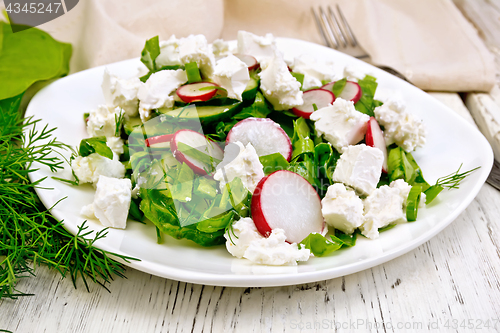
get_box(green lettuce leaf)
[259,153,290,175]
[234,91,272,119]
[291,117,314,159]
[140,35,160,72]
[0,22,72,100]
[140,187,226,246]
[79,136,113,159]
[354,75,378,116]
[300,233,342,257]
[329,78,347,97]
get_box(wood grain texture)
[2,94,499,333]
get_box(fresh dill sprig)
[114,109,125,137]
[435,164,480,190]
[0,94,138,300]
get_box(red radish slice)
[176,82,219,103]
[145,134,174,148]
[170,129,224,175]
[365,117,388,173]
[321,80,362,104]
[234,54,259,71]
[292,89,335,119]
[226,118,292,161]
[251,170,325,244]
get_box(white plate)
[26,38,493,287]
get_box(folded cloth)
[24,0,225,72]
[2,0,495,92]
[222,0,496,92]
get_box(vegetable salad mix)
[69,31,477,265]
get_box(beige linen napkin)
[11,0,225,72]
[1,0,495,91]
[222,0,496,92]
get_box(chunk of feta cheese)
[71,153,125,184]
[211,39,235,59]
[224,217,311,265]
[332,144,384,196]
[102,69,141,117]
[259,51,303,110]
[310,98,370,153]
[374,99,426,152]
[292,54,336,90]
[178,34,216,79]
[86,105,124,138]
[390,178,426,208]
[214,142,265,193]
[343,65,366,82]
[106,136,124,155]
[360,183,408,239]
[155,35,182,68]
[92,175,132,229]
[321,183,364,234]
[237,31,276,62]
[212,54,250,101]
[137,69,187,122]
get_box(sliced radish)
[292,89,335,119]
[234,54,259,71]
[226,118,292,161]
[170,129,224,175]
[321,80,362,104]
[176,82,219,103]
[145,134,174,148]
[365,117,388,173]
[251,170,325,244]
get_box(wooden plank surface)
[2,93,499,333]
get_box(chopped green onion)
[185,62,202,83]
[406,185,422,221]
[312,103,318,111]
[424,185,444,204]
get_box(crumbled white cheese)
[137,69,187,122]
[374,99,426,152]
[310,98,370,153]
[332,144,384,196]
[71,153,125,184]
[292,54,336,90]
[343,65,366,82]
[178,34,216,79]
[102,69,141,117]
[92,175,132,229]
[321,183,364,234]
[86,105,124,138]
[106,136,124,155]
[389,179,412,205]
[390,179,426,208]
[131,184,140,199]
[360,183,407,239]
[212,54,250,101]
[155,35,182,68]
[214,142,265,193]
[211,39,235,59]
[259,50,303,110]
[224,217,311,265]
[80,204,95,219]
[237,31,276,62]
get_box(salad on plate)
[66,31,476,266]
